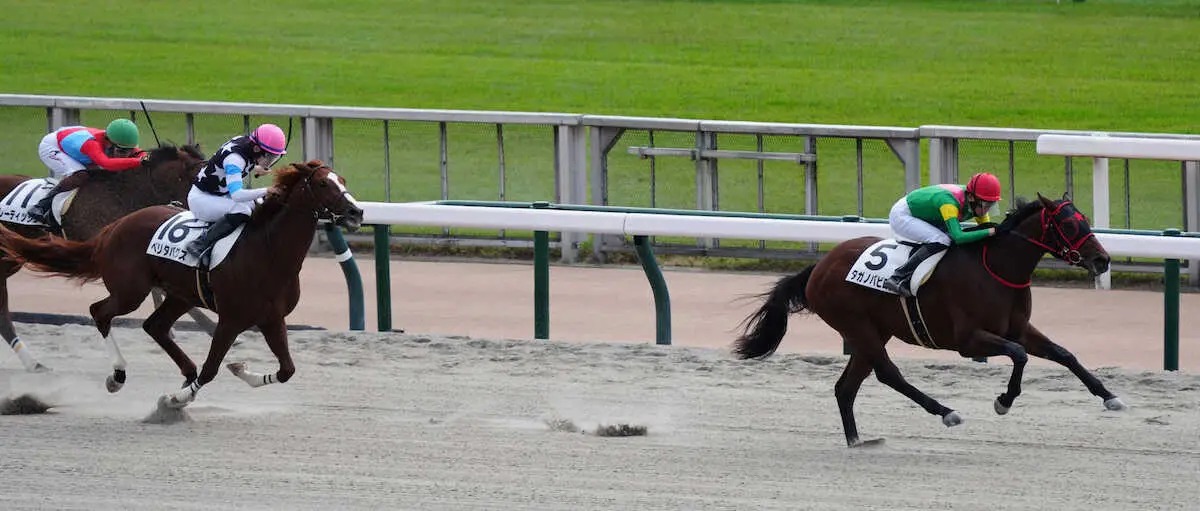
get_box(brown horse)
[0,160,363,408]
[734,194,1125,447]
[0,144,206,372]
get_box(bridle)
[983,200,1096,288]
[275,166,355,225]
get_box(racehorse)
[0,144,206,372]
[0,160,363,408]
[733,194,1126,447]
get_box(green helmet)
[105,118,140,148]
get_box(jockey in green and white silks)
[882,172,1003,296]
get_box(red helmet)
[966,172,1002,202]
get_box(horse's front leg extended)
[227,316,294,388]
[1021,324,1125,411]
[957,329,1028,415]
[165,322,243,408]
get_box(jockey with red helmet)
[184,124,287,260]
[28,118,147,232]
[882,172,1003,296]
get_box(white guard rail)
[361,202,1200,260]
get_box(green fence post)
[324,223,365,331]
[373,225,392,332]
[1164,228,1181,371]
[634,235,672,345]
[533,202,550,340]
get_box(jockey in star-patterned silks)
[183,123,288,259]
[882,172,1003,296]
[29,118,146,232]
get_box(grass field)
[1,0,1198,236]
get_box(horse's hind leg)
[228,316,293,388]
[957,330,1029,415]
[142,295,199,386]
[835,353,875,447]
[90,285,153,393]
[1021,324,1125,411]
[0,261,48,372]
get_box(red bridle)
[983,201,1097,288]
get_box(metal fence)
[1,94,1197,280]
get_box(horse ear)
[1061,191,1071,201]
[1036,192,1054,208]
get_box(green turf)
[1,0,1196,235]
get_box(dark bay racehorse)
[734,194,1126,447]
[0,160,363,408]
[0,145,206,372]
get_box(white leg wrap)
[228,362,274,388]
[103,333,127,372]
[8,336,41,372]
[166,379,201,408]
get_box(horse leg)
[165,321,243,408]
[142,295,199,387]
[89,290,152,393]
[228,316,294,388]
[1021,324,1125,411]
[0,261,48,372]
[956,330,1029,415]
[868,347,962,428]
[834,353,876,447]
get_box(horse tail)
[0,225,104,284]
[733,265,815,360]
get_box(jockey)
[881,172,1003,296]
[183,123,287,260]
[29,119,146,231]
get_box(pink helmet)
[250,124,288,155]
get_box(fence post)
[533,202,550,340]
[1164,229,1181,371]
[374,225,392,332]
[323,224,364,331]
[634,235,671,345]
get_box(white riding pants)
[889,197,951,246]
[38,133,86,179]
[188,185,255,222]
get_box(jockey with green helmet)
[183,123,288,260]
[29,118,147,232]
[881,172,1003,296]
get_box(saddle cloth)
[0,178,77,227]
[146,211,245,269]
[845,239,947,296]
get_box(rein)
[982,200,1096,289]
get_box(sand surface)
[2,322,1198,510]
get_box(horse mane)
[142,143,205,169]
[249,160,327,222]
[996,196,1042,234]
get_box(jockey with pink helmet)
[882,172,1004,296]
[184,123,288,260]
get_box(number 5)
[864,243,899,271]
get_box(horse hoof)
[994,397,1010,415]
[105,375,125,393]
[1104,397,1127,411]
[227,362,245,375]
[162,394,190,410]
[29,363,52,373]
[850,438,886,448]
[942,411,964,427]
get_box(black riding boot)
[28,170,93,233]
[185,213,250,261]
[882,243,949,297]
